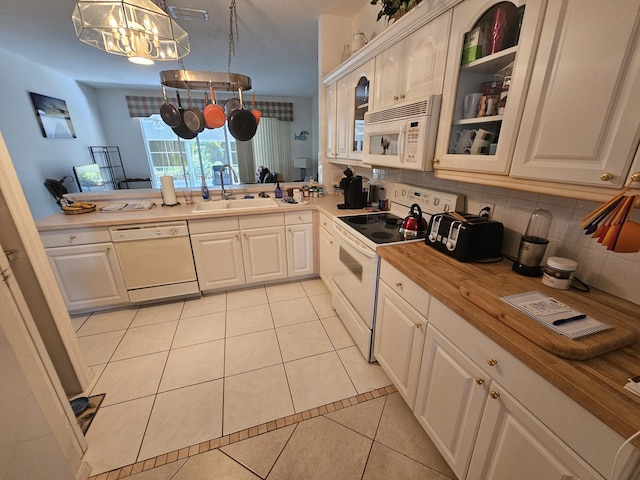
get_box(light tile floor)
[73,278,455,479]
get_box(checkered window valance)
[125,95,294,122]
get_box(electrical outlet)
[480,203,495,218]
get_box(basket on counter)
[61,202,97,215]
[63,206,96,215]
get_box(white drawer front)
[379,260,430,316]
[285,210,313,225]
[40,227,111,247]
[240,213,284,229]
[188,216,239,234]
[318,212,334,233]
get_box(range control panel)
[386,182,465,216]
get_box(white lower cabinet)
[45,242,128,312]
[285,211,314,278]
[414,325,489,479]
[374,280,427,409]
[41,227,128,312]
[468,379,602,480]
[190,230,245,290]
[374,261,430,408]
[241,225,287,283]
[191,213,302,291]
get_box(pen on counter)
[552,314,587,326]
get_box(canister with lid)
[542,257,577,290]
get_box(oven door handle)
[335,226,377,259]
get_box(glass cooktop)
[337,213,427,245]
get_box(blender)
[512,209,552,276]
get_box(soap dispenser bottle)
[201,176,209,200]
[275,182,283,199]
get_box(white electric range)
[331,182,464,362]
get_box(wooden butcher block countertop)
[377,241,640,444]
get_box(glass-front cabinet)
[353,75,369,156]
[325,60,374,162]
[434,0,546,174]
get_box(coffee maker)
[337,168,367,209]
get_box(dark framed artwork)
[29,92,76,138]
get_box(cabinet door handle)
[400,93,406,99]
[631,172,640,183]
[487,358,498,367]
[69,235,76,240]
[393,95,399,101]
[489,391,501,399]
[600,172,615,182]
[395,282,402,288]
[475,377,485,385]
[415,322,422,329]
[106,247,111,253]
[329,241,333,246]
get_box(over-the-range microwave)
[363,95,441,171]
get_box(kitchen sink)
[191,197,280,213]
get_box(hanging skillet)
[227,88,258,142]
[183,88,205,134]
[160,85,181,127]
[171,91,197,140]
[251,92,261,125]
[203,85,226,129]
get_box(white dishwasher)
[110,221,200,303]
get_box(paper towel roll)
[160,176,178,206]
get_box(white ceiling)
[0,0,369,97]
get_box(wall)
[0,48,106,220]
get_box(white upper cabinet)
[326,61,374,162]
[509,0,640,188]
[325,82,337,158]
[373,11,452,111]
[434,0,546,174]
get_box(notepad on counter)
[500,291,612,340]
[100,200,155,212]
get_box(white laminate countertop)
[35,192,351,231]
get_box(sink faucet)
[220,165,239,200]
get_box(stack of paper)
[100,200,155,212]
[500,291,612,340]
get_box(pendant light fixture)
[72,0,190,65]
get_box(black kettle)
[399,204,428,236]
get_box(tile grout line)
[87,385,398,480]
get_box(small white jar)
[293,188,303,203]
[542,257,577,290]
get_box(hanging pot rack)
[160,70,252,92]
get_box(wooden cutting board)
[459,273,636,360]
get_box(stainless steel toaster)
[425,212,504,262]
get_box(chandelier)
[72,0,190,65]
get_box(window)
[140,114,294,186]
[140,115,239,188]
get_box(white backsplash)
[326,164,640,306]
